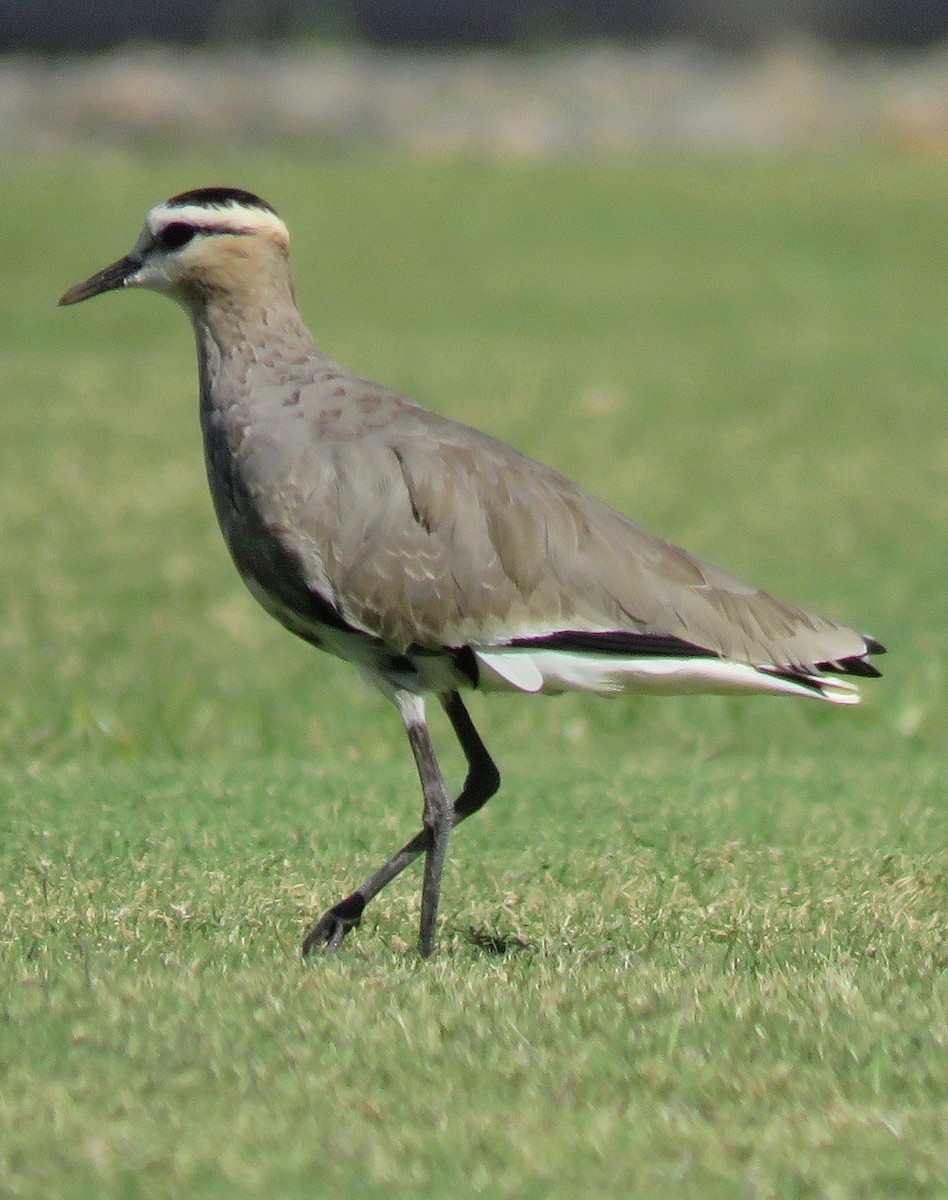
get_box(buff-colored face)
[59,188,290,309]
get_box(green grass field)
[1,152,945,1198]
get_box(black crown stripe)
[165,187,277,215]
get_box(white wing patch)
[474,651,545,693]
[473,648,862,705]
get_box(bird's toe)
[301,892,365,957]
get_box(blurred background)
[1,0,948,153]
[2,0,948,50]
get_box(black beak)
[59,254,140,306]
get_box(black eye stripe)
[155,221,198,251]
[153,221,257,252]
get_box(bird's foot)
[302,892,365,957]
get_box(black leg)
[301,690,501,957]
[442,691,501,818]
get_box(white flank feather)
[474,649,861,704]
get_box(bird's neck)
[192,279,313,348]
[189,289,321,416]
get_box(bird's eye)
[156,222,198,252]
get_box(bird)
[60,186,884,958]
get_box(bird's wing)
[246,379,876,680]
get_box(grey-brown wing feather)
[232,370,869,672]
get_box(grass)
[0,150,945,1198]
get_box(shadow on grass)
[464,926,534,956]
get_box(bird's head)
[59,187,292,313]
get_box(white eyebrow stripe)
[146,202,289,240]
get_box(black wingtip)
[818,638,886,678]
[835,656,883,678]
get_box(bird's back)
[199,336,873,686]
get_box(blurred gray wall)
[1,0,946,51]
